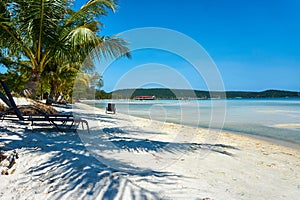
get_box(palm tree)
[41,62,78,103]
[0,0,129,98]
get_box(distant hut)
[134,96,155,100]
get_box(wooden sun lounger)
[0,81,89,133]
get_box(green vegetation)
[0,0,129,102]
[99,88,300,100]
[83,85,300,101]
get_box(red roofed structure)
[134,96,155,100]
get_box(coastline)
[82,99,300,150]
[74,102,300,199]
[0,102,299,199]
[76,102,300,152]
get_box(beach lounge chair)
[0,81,89,133]
[106,103,116,114]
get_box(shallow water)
[85,98,300,148]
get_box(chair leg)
[77,120,90,134]
[68,121,75,130]
[85,121,90,134]
[50,120,62,131]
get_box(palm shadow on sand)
[96,127,238,156]
[0,124,176,199]
[0,119,239,199]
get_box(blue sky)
[77,0,300,92]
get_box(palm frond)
[94,35,131,60]
[68,26,100,47]
[65,0,115,27]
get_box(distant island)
[93,88,300,100]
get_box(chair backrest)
[108,103,115,111]
[0,81,24,120]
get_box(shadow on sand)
[0,118,239,199]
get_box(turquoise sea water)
[85,98,300,148]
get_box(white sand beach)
[1,102,300,199]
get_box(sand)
[0,102,299,200]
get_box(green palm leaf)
[0,0,130,99]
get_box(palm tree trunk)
[46,78,57,105]
[40,83,43,100]
[21,70,41,98]
[46,90,55,105]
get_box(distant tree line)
[93,88,300,100]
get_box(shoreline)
[74,102,300,199]
[80,100,300,151]
[76,102,300,151]
[1,102,299,199]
